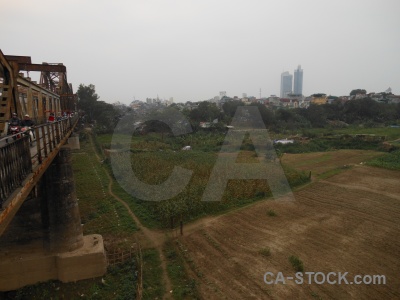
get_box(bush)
[289,255,304,272]
[259,247,271,257]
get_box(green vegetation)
[267,209,277,217]
[77,84,120,133]
[164,240,200,299]
[259,247,271,257]
[366,151,400,170]
[289,255,304,272]
[72,139,138,245]
[97,131,310,229]
[13,259,138,299]
[275,137,384,154]
[141,249,165,299]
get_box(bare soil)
[282,149,381,176]
[175,161,400,299]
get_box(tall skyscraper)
[280,71,293,98]
[293,65,303,95]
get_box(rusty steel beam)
[17,63,66,73]
[4,55,32,64]
[17,76,60,98]
[0,117,79,236]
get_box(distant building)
[267,95,280,107]
[388,95,400,104]
[280,71,293,98]
[287,93,304,102]
[302,97,312,108]
[311,93,327,105]
[293,65,303,95]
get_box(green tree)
[189,101,221,123]
[77,84,119,132]
[77,84,99,120]
[249,103,275,127]
[350,89,367,96]
[301,104,327,127]
[222,100,244,118]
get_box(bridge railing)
[32,116,78,166]
[0,115,79,207]
[0,135,32,205]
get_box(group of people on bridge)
[8,113,35,128]
[6,111,75,144]
[8,111,74,130]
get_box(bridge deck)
[0,116,79,236]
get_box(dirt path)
[88,133,173,299]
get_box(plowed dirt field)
[176,152,400,299]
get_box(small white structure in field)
[274,139,294,145]
[182,146,192,151]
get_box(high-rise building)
[293,65,303,95]
[280,71,293,98]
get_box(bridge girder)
[0,50,76,135]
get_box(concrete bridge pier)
[42,146,84,252]
[0,146,107,291]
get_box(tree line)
[77,84,400,134]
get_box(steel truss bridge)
[0,49,79,236]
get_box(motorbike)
[8,125,21,141]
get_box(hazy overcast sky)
[2,0,399,103]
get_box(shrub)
[289,255,304,272]
[259,247,271,257]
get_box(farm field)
[282,149,382,178]
[173,157,400,299]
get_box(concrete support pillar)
[0,145,107,291]
[42,146,83,252]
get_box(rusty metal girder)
[4,55,32,64]
[17,76,59,98]
[17,63,66,73]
